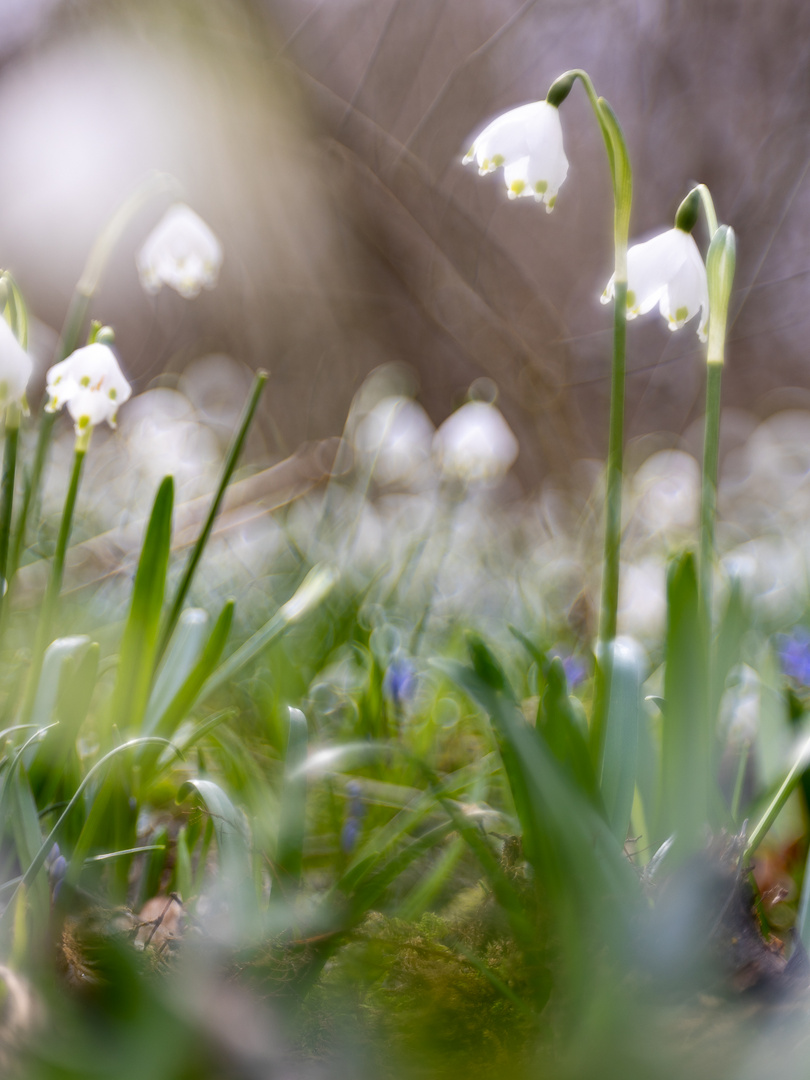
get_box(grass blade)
[659,552,709,857]
[158,370,267,658]
[599,637,646,843]
[275,707,308,894]
[110,476,173,733]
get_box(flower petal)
[464,102,568,209]
[433,401,518,485]
[45,343,132,429]
[657,233,709,340]
[600,227,709,339]
[136,204,223,299]
[0,318,32,406]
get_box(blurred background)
[1,0,809,486]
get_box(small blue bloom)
[383,656,416,708]
[549,650,588,689]
[341,780,366,854]
[341,817,362,854]
[777,628,810,685]
[48,846,68,902]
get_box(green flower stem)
[157,369,268,660]
[699,360,722,612]
[696,184,719,239]
[0,406,20,617]
[23,439,88,720]
[7,291,87,589]
[9,413,56,588]
[553,71,632,762]
[600,280,628,652]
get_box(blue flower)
[777,628,810,685]
[341,780,366,854]
[549,650,588,689]
[383,656,416,708]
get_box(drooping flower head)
[463,100,569,212]
[0,316,32,412]
[433,400,519,485]
[137,203,223,299]
[46,343,132,436]
[601,192,709,341]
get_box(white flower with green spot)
[45,343,132,435]
[0,316,32,412]
[462,101,569,212]
[137,203,223,299]
[602,227,709,341]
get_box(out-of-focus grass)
[0,356,808,1078]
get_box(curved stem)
[556,72,632,762]
[696,184,719,239]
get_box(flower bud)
[674,188,701,234]
[546,71,576,108]
[706,225,736,364]
[93,324,116,346]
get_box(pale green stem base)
[700,361,723,619]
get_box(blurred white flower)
[0,316,32,410]
[602,228,709,341]
[137,204,223,299]
[45,343,131,434]
[463,101,568,212]
[433,401,518,485]
[618,559,666,641]
[355,397,435,486]
[632,450,699,538]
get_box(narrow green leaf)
[136,826,169,909]
[599,637,646,843]
[9,768,48,934]
[28,636,91,731]
[110,476,173,733]
[177,778,251,882]
[275,707,308,893]
[144,601,234,742]
[711,577,748,728]
[659,552,710,856]
[540,657,600,806]
[199,564,337,701]
[746,735,810,858]
[172,826,192,902]
[158,370,267,658]
[145,609,211,729]
[439,642,635,922]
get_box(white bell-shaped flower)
[602,228,709,341]
[137,204,223,299]
[433,401,518,485]
[46,343,132,434]
[355,397,435,486]
[0,317,32,411]
[463,101,569,212]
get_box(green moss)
[296,905,553,1079]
